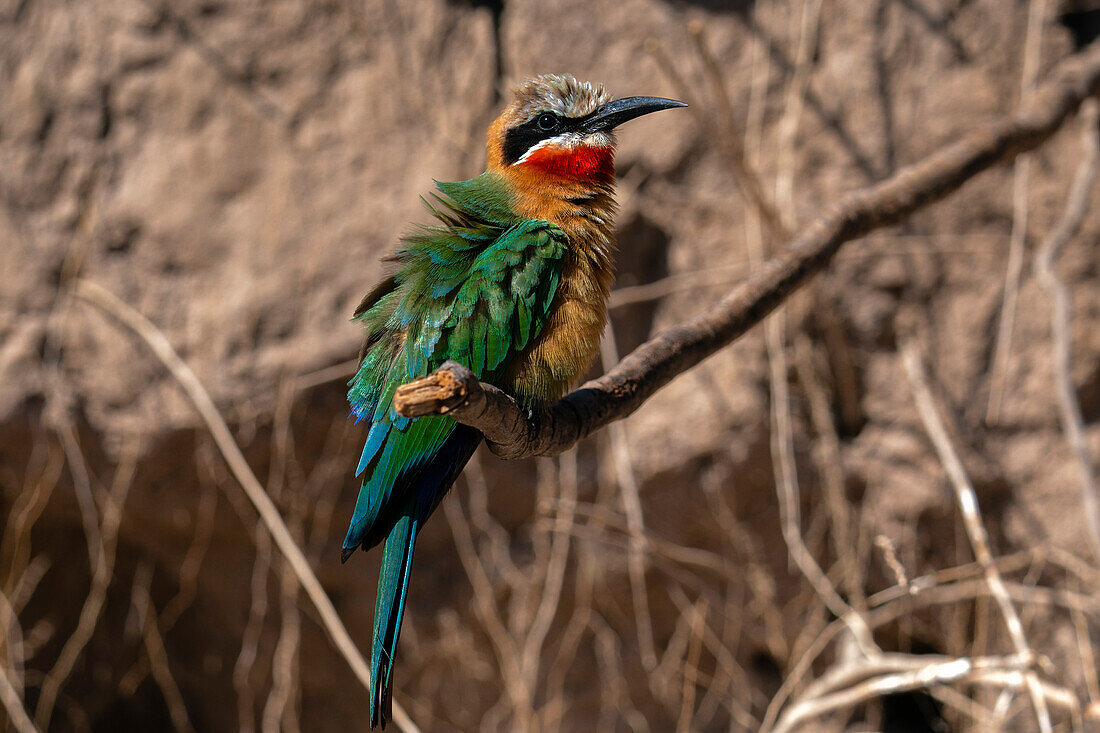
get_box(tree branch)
[395,41,1100,459]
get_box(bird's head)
[487,74,686,186]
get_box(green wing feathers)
[343,174,567,728]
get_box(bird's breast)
[505,221,616,405]
[494,167,619,405]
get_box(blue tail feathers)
[370,513,417,729]
[349,425,481,730]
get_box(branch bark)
[395,41,1100,459]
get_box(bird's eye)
[536,112,559,132]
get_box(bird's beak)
[578,96,688,134]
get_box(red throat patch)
[520,143,615,181]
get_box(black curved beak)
[578,96,688,134]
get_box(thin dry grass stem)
[676,598,708,733]
[668,586,760,730]
[442,494,533,729]
[538,449,586,730]
[989,687,1018,729]
[902,340,1053,732]
[118,446,217,698]
[34,429,137,732]
[4,568,51,701]
[700,470,788,665]
[599,324,658,674]
[0,588,25,697]
[294,358,359,392]
[263,559,302,733]
[645,38,780,246]
[1071,577,1100,707]
[160,450,218,630]
[71,279,420,733]
[758,0,875,660]
[521,453,575,696]
[774,0,823,232]
[235,521,273,733]
[739,3,819,672]
[1,444,62,602]
[302,426,350,560]
[549,513,736,588]
[1042,544,1100,589]
[55,423,101,576]
[517,460,552,642]
[131,564,195,733]
[795,336,863,603]
[0,656,37,733]
[1,557,49,702]
[931,683,998,725]
[608,262,750,309]
[651,590,700,706]
[262,381,303,733]
[462,458,526,591]
[769,315,873,640]
[874,535,911,595]
[685,23,790,242]
[1034,100,1100,563]
[6,557,49,622]
[986,0,1049,424]
[588,615,622,731]
[871,550,1035,607]
[606,234,1008,310]
[885,577,1098,625]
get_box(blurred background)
[3,0,1100,730]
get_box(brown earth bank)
[2,0,1100,730]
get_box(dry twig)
[0,659,36,733]
[33,431,136,731]
[600,326,658,673]
[131,565,195,733]
[986,0,1049,424]
[1033,100,1100,562]
[442,493,533,728]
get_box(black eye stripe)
[502,111,588,165]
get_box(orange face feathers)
[486,74,684,192]
[486,75,614,176]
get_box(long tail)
[371,511,418,729]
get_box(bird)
[342,73,685,729]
